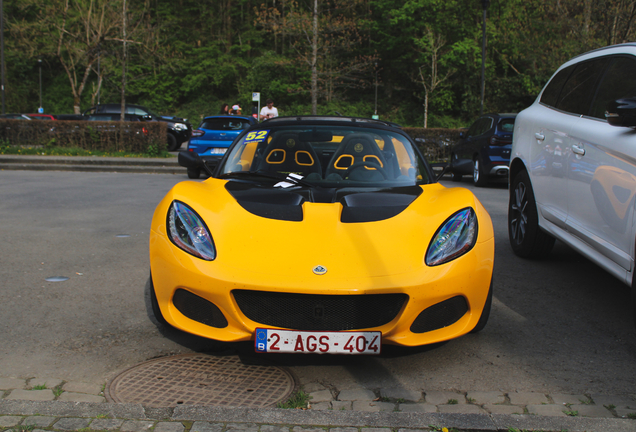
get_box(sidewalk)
[1,377,635,432]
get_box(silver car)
[508,43,636,326]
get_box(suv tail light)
[191,129,204,137]
[490,136,511,145]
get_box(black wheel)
[167,133,180,151]
[187,168,201,179]
[470,279,493,334]
[508,169,555,258]
[632,272,636,329]
[149,272,168,326]
[473,158,488,187]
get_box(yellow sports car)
[149,116,494,354]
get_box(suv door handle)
[535,133,545,141]
[572,144,585,156]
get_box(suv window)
[540,64,576,108]
[556,58,609,115]
[499,118,515,132]
[201,118,251,130]
[589,56,636,119]
[467,117,492,137]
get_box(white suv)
[507,43,636,325]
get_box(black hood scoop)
[225,182,421,223]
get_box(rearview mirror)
[606,97,636,127]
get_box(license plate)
[211,148,227,155]
[255,328,381,355]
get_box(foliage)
[2,0,635,127]
[276,391,310,409]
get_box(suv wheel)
[508,169,555,258]
[473,158,488,187]
[167,133,180,152]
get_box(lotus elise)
[149,116,494,354]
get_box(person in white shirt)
[259,99,279,120]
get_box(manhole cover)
[105,354,296,408]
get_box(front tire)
[508,169,555,258]
[149,272,168,326]
[167,133,180,152]
[473,158,488,187]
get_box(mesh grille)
[410,296,468,333]
[173,289,228,328]
[233,290,407,331]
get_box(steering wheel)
[344,160,388,180]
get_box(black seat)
[255,133,322,177]
[325,133,392,181]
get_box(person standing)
[259,99,278,120]
[219,103,230,115]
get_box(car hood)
[151,180,494,283]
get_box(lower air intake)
[410,296,468,333]
[173,289,228,328]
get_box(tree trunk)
[311,0,318,115]
[120,0,126,127]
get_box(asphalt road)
[1,170,635,396]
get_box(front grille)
[173,289,228,328]
[410,296,468,333]
[233,290,407,331]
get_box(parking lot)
[1,169,635,396]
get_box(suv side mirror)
[606,97,636,127]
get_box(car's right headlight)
[174,123,188,131]
[425,207,477,266]
[167,201,216,261]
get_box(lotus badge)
[313,265,327,275]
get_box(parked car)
[55,114,85,121]
[0,114,31,120]
[507,43,636,326]
[449,113,516,186]
[83,104,191,151]
[184,115,257,178]
[28,114,56,120]
[151,115,495,351]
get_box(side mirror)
[178,151,215,177]
[606,97,636,127]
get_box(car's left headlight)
[167,201,216,261]
[425,207,477,266]
[174,123,188,131]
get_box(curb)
[1,399,635,432]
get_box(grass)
[0,144,173,158]
[628,413,636,419]
[12,425,35,432]
[563,409,578,416]
[447,399,458,405]
[31,384,47,390]
[276,391,310,409]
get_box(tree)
[416,28,453,128]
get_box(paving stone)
[309,402,331,410]
[337,389,376,401]
[379,388,422,402]
[550,393,591,405]
[24,416,56,427]
[437,404,486,414]
[590,394,636,409]
[363,428,392,432]
[154,422,185,432]
[352,401,394,412]
[121,420,155,432]
[397,403,437,413]
[0,378,26,390]
[63,381,104,395]
[569,404,615,418]
[330,428,358,432]
[58,392,106,403]
[261,426,291,432]
[0,416,23,427]
[508,392,549,405]
[483,404,524,415]
[191,422,223,432]
[616,407,636,418]
[331,401,352,411]
[6,389,55,401]
[466,391,504,405]
[527,404,567,417]
[28,378,64,389]
[54,418,92,431]
[424,391,465,405]
[302,383,327,393]
[226,423,259,432]
[292,427,325,432]
[398,429,429,432]
[309,390,333,403]
[90,419,125,430]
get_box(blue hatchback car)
[185,115,257,178]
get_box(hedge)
[401,127,466,163]
[0,119,168,153]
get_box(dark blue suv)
[449,113,517,186]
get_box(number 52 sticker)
[244,130,269,143]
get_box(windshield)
[218,124,430,187]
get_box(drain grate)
[105,354,296,408]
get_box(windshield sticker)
[274,172,304,188]
[244,130,269,143]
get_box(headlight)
[167,201,216,261]
[174,123,188,131]
[425,207,477,266]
